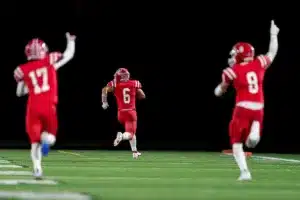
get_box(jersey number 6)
[246,71,259,94]
[28,67,50,95]
[123,88,130,104]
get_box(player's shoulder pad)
[256,55,271,68]
[49,51,63,65]
[107,80,116,88]
[133,80,142,88]
[222,67,237,80]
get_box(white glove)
[270,20,279,35]
[102,102,109,110]
[66,32,76,41]
[214,84,224,97]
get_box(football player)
[102,68,145,159]
[14,32,76,179]
[214,20,279,180]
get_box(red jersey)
[222,55,272,105]
[14,52,62,105]
[107,79,142,110]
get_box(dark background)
[1,1,299,153]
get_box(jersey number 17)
[28,67,50,94]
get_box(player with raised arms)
[14,32,76,179]
[102,68,146,159]
[214,20,279,180]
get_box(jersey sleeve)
[13,66,24,82]
[49,52,63,65]
[256,55,272,69]
[222,67,237,84]
[134,80,142,89]
[107,80,116,88]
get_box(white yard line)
[0,158,23,168]
[0,165,22,168]
[0,191,91,200]
[0,179,58,185]
[0,158,60,186]
[58,150,85,157]
[251,155,300,163]
[0,171,32,175]
[223,153,300,163]
[223,152,300,163]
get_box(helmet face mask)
[228,57,236,67]
[230,49,237,57]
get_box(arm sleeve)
[53,39,76,70]
[222,67,237,84]
[134,80,142,89]
[107,80,116,88]
[13,66,24,82]
[256,55,272,69]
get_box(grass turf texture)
[0,150,300,199]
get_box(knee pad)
[41,132,56,146]
[246,121,260,148]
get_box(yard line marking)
[0,171,32,175]
[58,150,84,157]
[252,155,300,163]
[0,179,58,185]
[222,153,300,164]
[0,191,91,200]
[0,160,10,164]
[45,176,300,186]
[46,166,295,172]
[0,165,22,168]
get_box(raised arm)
[266,20,279,64]
[258,20,280,69]
[53,32,76,70]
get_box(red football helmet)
[25,38,49,60]
[114,68,130,82]
[229,42,255,66]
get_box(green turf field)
[0,150,300,200]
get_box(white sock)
[31,143,42,173]
[129,135,137,152]
[122,132,132,140]
[232,143,249,173]
[36,144,42,171]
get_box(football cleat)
[33,169,43,180]
[41,142,50,156]
[113,132,123,147]
[132,152,141,159]
[238,170,252,181]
